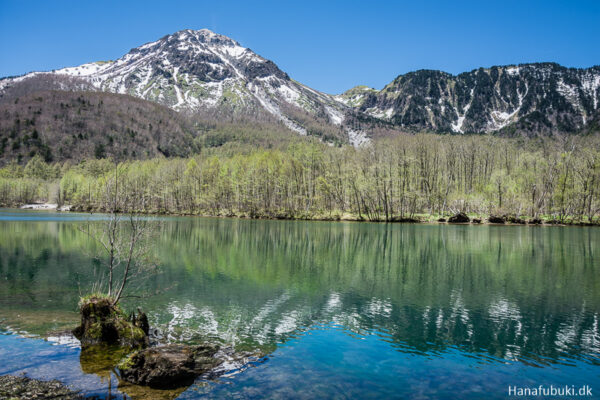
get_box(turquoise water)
[0,209,599,399]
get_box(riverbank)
[0,375,83,399]
[11,203,600,227]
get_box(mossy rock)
[119,343,220,389]
[72,296,149,349]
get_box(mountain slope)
[0,29,362,144]
[350,63,600,135]
[1,30,598,140]
[0,90,199,163]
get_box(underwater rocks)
[0,375,82,400]
[72,296,148,349]
[118,343,221,389]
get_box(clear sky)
[1,0,598,94]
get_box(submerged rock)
[119,343,221,389]
[0,374,82,399]
[72,296,148,349]
[448,212,470,223]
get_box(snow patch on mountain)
[451,89,474,133]
[325,105,344,125]
[488,84,527,130]
[506,67,520,76]
[348,129,370,146]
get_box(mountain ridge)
[1,29,599,142]
[354,62,600,135]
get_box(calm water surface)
[0,209,598,399]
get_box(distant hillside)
[0,73,96,101]
[346,63,600,136]
[0,90,198,164]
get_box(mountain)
[346,63,600,135]
[0,29,367,146]
[1,29,599,147]
[0,89,198,163]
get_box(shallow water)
[0,209,599,399]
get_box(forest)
[1,133,599,224]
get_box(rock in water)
[119,344,221,389]
[448,212,470,223]
[488,215,506,224]
[72,296,148,349]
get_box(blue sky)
[0,0,598,94]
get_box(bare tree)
[79,163,159,306]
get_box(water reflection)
[0,212,599,371]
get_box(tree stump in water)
[72,296,148,349]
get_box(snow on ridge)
[138,39,161,51]
[0,71,41,89]
[506,66,520,76]
[334,94,350,106]
[335,92,368,108]
[222,44,247,58]
[55,61,114,78]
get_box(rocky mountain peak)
[1,30,598,144]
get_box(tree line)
[1,133,599,223]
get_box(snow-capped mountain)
[1,29,599,140]
[347,63,600,135]
[1,29,363,144]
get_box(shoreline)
[0,374,82,399]
[5,204,600,227]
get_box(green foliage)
[24,154,55,180]
[1,133,599,222]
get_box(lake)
[0,209,598,399]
